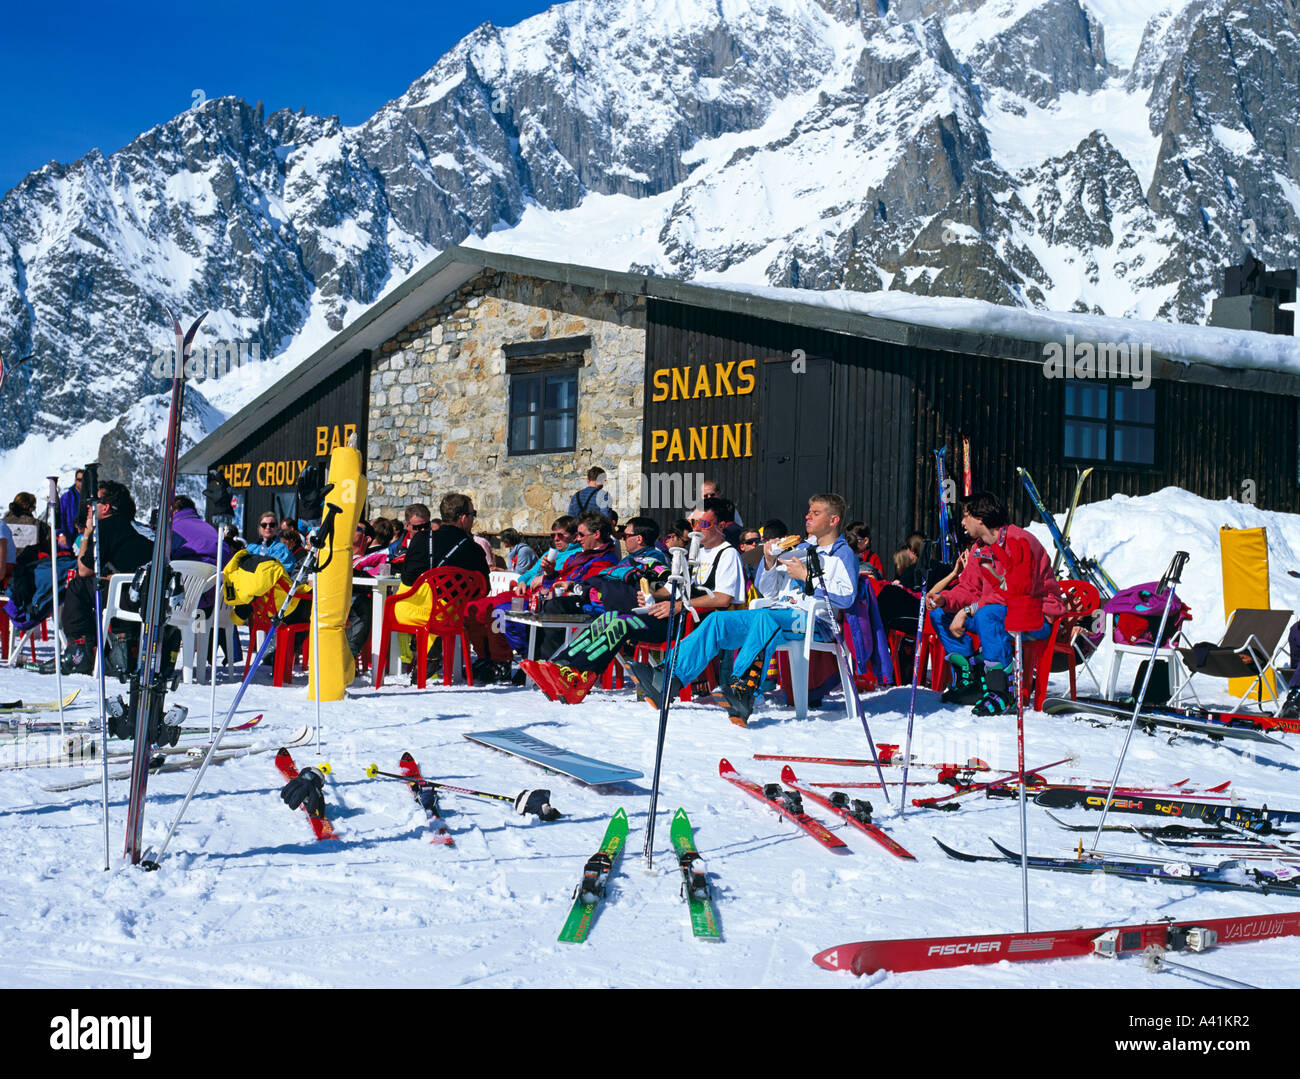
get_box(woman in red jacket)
[926,491,1065,715]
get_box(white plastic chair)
[759,597,847,720]
[1104,609,1187,702]
[490,570,520,593]
[99,561,218,683]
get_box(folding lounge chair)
[1172,608,1293,714]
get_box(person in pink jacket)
[926,491,1065,715]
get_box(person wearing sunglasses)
[513,516,579,594]
[520,516,669,702]
[247,513,295,573]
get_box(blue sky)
[0,0,551,195]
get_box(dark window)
[1063,382,1156,466]
[509,369,578,455]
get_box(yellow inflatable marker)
[309,445,367,700]
[1220,526,1273,701]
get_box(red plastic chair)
[375,568,488,689]
[246,592,313,687]
[889,618,951,691]
[1021,580,1101,710]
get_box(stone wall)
[365,271,646,533]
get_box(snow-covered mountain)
[2,0,1298,503]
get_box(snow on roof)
[694,278,1300,378]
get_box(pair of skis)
[558,807,721,943]
[719,759,915,859]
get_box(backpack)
[1103,582,1191,646]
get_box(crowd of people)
[1,466,1068,725]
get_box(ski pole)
[911,755,1074,808]
[1014,630,1028,932]
[1142,951,1258,990]
[143,502,340,869]
[1089,551,1189,853]
[899,541,935,817]
[363,765,559,814]
[643,536,697,868]
[802,546,889,801]
[83,462,111,871]
[45,477,66,739]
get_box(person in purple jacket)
[170,496,231,564]
[56,469,84,547]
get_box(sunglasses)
[259,522,277,529]
[687,519,713,530]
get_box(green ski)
[670,808,721,940]
[558,808,628,943]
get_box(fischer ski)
[558,808,628,943]
[781,766,915,859]
[397,751,454,846]
[275,746,338,841]
[719,758,847,853]
[813,910,1300,976]
[670,809,721,940]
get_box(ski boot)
[714,654,764,725]
[941,655,984,705]
[519,659,562,701]
[972,665,1014,717]
[1280,688,1300,720]
[712,680,756,726]
[553,665,598,704]
[48,637,95,676]
[627,661,683,710]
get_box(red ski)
[814,911,1300,976]
[719,759,846,853]
[781,766,915,860]
[755,749,990,772]
[912,755,1073,809]
[274,748,338,841]
[398,752,454,846]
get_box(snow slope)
[2,488,1299,990]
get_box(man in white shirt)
[630,493,854,725]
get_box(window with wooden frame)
[1062,381,1157,467]
[504,335,590,456]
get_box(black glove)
[515,788,562,821]
[281,768,325,816]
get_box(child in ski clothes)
[928,494,1064,715]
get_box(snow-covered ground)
[2,488,1300,991]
